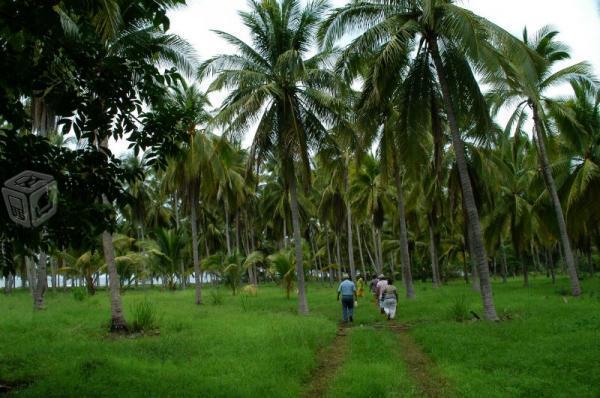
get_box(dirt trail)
[302,325,349,398]
[388,322,456,398]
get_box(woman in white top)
[382,279,398,320]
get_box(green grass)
[0,277,599,397]
[397,276,600,398]
[327,327,418,398]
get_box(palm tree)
[140,228,187,290]
[201,0,345,314]
[268,249,297,299]
[487,27,597,296]
[159,83,213,304]
[318,0,526,319]
[317,129,360,282]
[481,128,538,286]
[212,138,248,256]
[350,155,388,275]
[551,81,600,253]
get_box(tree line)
[0,0,598,330]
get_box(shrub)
[448,295,470,322]
[130,299,159,333]
[210,289,224,305]
[72,287,86,301]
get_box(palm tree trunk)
[501,244,508,283]
[344,167,356,282]
[548,248,556,284]
[190,192,202,305]
[376,228,384,276]
[335,235,342,281]
[364,235,377,274]
[429,38,497,320]
[33,252,48,309]
[394,169,415,298]
[288,177,309,314]
[371,224,382,274]
[31,96,54,310]
[428,214,441,287]
[101,197,127,331]
[235,211,241,254]
[224,199,232,256]
[532,105,581,296]
[356,225,367,279]
[283,211,288,249]
[325,225,333,287]
[26,257,35,294]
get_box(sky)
[111,0,600,155]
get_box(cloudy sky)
[112,0,600,155]
[168,0,600,76]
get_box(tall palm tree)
[317,127,360,282]
[318,0,525,319]
[200,0,345,314]
[487,27,597,296]
[160,83,213,304]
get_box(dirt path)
[388,322,456,398]
[302,325,349,398]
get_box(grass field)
[1,276,599,397]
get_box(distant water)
[0,274,212,289]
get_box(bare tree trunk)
[289,177,309,314]
[429,38,497,320]
[532,105,581,296]
[191,192,202,305]
[394,169,415,298]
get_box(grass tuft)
[210,289,224,305]
[72,287,86,301]
[130,298,159,333]
[447,294,470,322]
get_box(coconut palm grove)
[1,0,599,397]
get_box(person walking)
[369,274,379,301]
[337,273,357,323]
[357,277,364,298]
[382,279,399,320]
[375,274,388,314]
